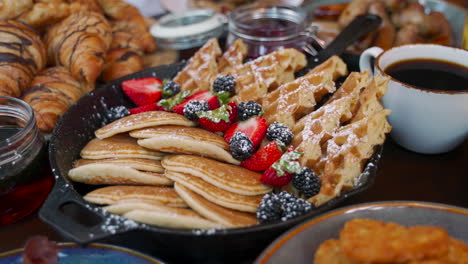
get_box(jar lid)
[151,9,226,50]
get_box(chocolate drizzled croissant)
[101,48,143,82]
[0,0,33,20]
[0,20,46,97]
[44,11,111,88]
[96,0,156,53]
[22,66,84,132]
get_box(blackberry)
[213,75,236,93]
[292,167,321,198]
[162,80,180,98]
[266,122,293,145]
[256,193,282,224]
[277,191,313,222]
[229,132,254,160]
[256,191,314,224]
[183,100,209,121]
[238,101,262,121]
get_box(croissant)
[0,20,46,97]
[0,0,33,20]
[22,66,84,132]
[101,48,143,82]
[16,2,72,30]
[44,11,111,88]
[96,0,156,53]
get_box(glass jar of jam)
[227,3,321,59]
[0,96,53,225]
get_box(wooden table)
[0,137,466,262]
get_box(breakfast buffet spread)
[66,38,392,229]
[0,0,466,263]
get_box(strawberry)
[224,117,267,148]
[198,102,238,132]
[173,90,220,115]
[240,140,285,171]
[260,150,303,187]
[122,77,162,106]
[129,103,158,115]
[261,167,294,187]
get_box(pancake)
[130,126,228,150]
[165,170,263,213]
[174,182,257,227]
[95,111,195,139]
[136,127,239,165]
[83,185,186,207]
[161,155,272,196]
[80,134,164,160]
[68,163,172,185]
[74,158,164,173]
[123,209,223,229]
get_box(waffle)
[311,109,391,206]
[291,72,371,170]
[228,48,307,103]
[173,38,221,93]
[218,38,247,74]
[262,56,348,129]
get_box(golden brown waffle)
[311,109,391,206]
[228,48,307,103]
[173,38,221,93]
[262,56,348,128]
[291,72,371,170]
[218,38,247,74]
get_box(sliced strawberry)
[122,77,162,106]
[260,150,303,187]
[172,90,220,115]
[260,167,294,187]
[224,117,267,148]
[240,140,284,171]
[198,102,238,132]
[129,103,158,115]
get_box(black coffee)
[385,59,468,91]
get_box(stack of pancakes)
[68,39,391,229]
[69,111,272,228]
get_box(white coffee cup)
[359,44,468,154]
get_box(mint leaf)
[197,104,231,123]
[159,90,191,111]
[215,91,231,105]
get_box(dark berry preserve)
[227,4,315,59]
[0,97,53,226]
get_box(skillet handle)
[316,14,382,62]
[39,176,135,244]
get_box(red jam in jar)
[227,4,316,59]
[0,96,53,225]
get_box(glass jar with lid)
[0,96,53,225]
[227,3,321,59]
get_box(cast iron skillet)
[41,16,384,263]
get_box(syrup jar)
[0,96,52,225]
[227,3,320,59]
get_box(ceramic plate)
[0,243,165,264]
[255,201,468,264]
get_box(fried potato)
[339,219,450,263]
[314,239,356,264]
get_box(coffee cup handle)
[359,47,384,75]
